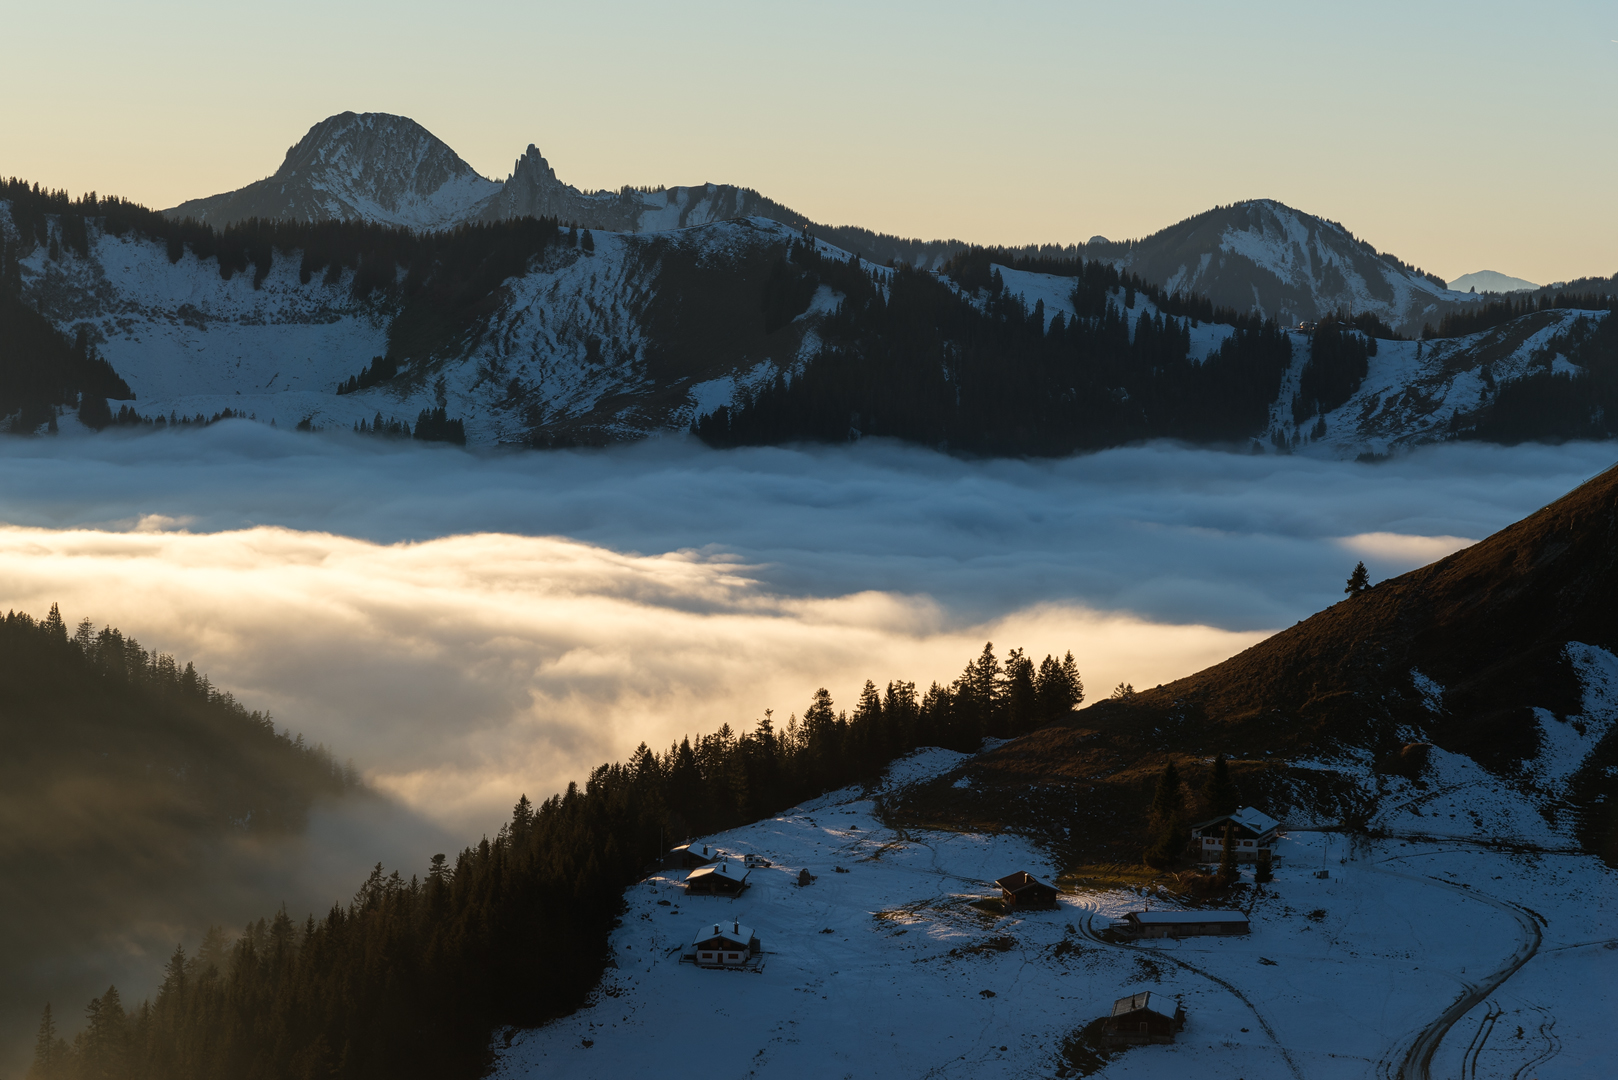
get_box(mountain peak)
[166,111,500,230]
[1447,270,1541,294]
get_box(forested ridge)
[697,239,1295,455]
[1467,308,1618,444]
[2,179,571,435]
[0,603,356,835]
[0,605,363,1080]
[29,643,1083,1080]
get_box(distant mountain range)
[169,112,1503,335]
[1448,270,1540,294]
[1,112,1611,454]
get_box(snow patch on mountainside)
[1102,199,1482,336]
[993,266,1235,361]
[1302,308,1605,458]
[8,205,833,444]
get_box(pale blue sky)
[4,0,1614,282]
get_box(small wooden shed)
[683,861,751,897]
[993,871,1059,910]
[1120,910,1249,939]
[1102,991,1185,1045]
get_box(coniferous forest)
[2,179,558,435]
[0,605,363,1080]
[27,640,1082,1080]
[696,240,1295,455]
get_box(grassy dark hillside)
[890,460,1618,866]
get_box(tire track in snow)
[1366,860,1543,1080]
[1071,899,1306,1080]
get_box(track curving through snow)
[1367,855,1544,1080]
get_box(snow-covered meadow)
[497,744,1618,1080]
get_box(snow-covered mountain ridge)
[166,112,813,244]
[7,193,1607,455]
[165,113,1514,336]
[7,203,836,444]
[1077,199,1482,336]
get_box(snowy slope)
[995,265,1236,361]
[1083,200,1485,337]
[167,116,1498,339]
[168,113,502,232]
[9,207,828,443]
[9,195,1602,453]
[1272,308,1610,458]
[495,732,1618,1080]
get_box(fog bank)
[0,427,1610,834]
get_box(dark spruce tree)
[1202,753,1239,817]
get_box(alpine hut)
[1189,806,1280,862]
[683,860,751,897]
[666,842,721,870]
[687,920,761,968]
[1102,991,1185,1045]
[993,871,1059,910]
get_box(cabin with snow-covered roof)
[993,871,1059,910]
[1102,991,1185,1044]
[683,861,750,897]
[665,842,721,870]
[686,920,761,968]
[1119,910,1249,939]
[1190,806,1279,862]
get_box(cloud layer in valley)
[0,426,1611,837]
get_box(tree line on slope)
[0,605,363,1080]
[1426,287,1616,339]
[0,231,132,431]
[1466,309,1618,443]
[3,179,572,435]
[696,240,1294,455]
[28,643,1083,1080]
[0,603,358,838]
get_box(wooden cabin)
[993,871,1059,910]
[1102,991,1185,1045]
[688,920,761,968]
[1120,910,1249,939]
[1190,806,1280,862]
[683,861,750,897]
[666,842,721,870]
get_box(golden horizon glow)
[0,521,1268,832]
[1,2,1613,284]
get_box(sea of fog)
[1,426,1612,836]
[1,424,1611,1067]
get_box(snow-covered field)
[496,742,1617,1080]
